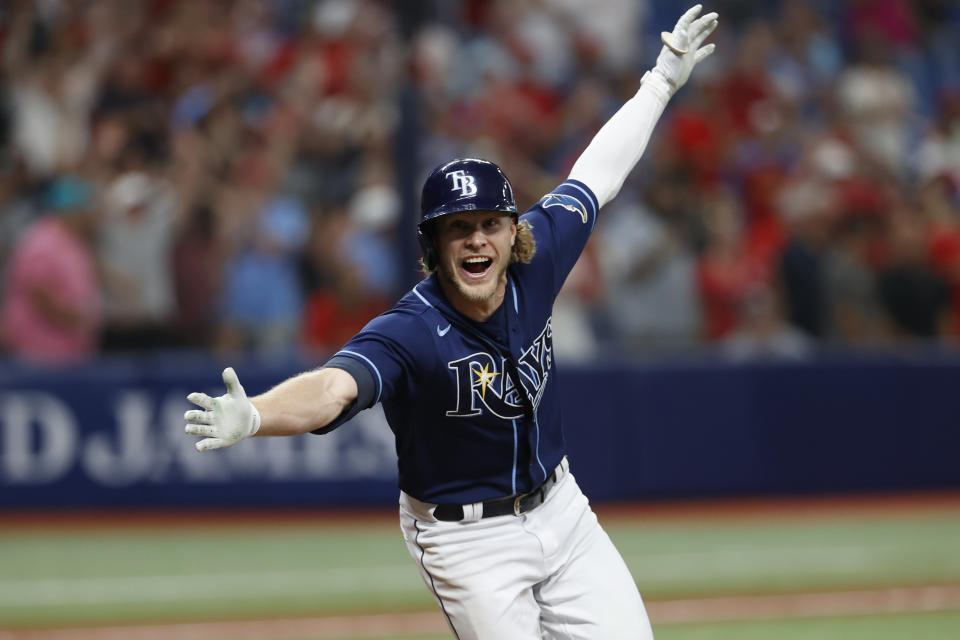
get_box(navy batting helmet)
[418,158,517,270]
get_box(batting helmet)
[418,158,518,270]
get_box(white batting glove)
[645,4,719,96]
[184,367,261,452]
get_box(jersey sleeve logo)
[542,193,588,224]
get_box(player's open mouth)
[461,256,493,279]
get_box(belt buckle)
[513,495,523,516]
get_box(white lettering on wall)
[0,389,396,489]
[0,393,78,484]
[82,392,154,486]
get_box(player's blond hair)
[420,218,536,275]
[512,219,536,264]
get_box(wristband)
[250,405,262,436]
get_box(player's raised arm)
[184,366,358,451]
[568,4,718,208]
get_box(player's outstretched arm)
[568,4,718,208]
[185,367,358,451]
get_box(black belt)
[433,466,561,522]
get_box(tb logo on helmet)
[446,170,478,197]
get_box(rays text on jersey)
[444,318,553,420]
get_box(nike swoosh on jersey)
[437,324,451,336]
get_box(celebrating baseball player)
[186,6,717,638]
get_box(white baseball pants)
[399,459,653,639]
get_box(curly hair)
[420,218,536,276]
[511,219,536,264]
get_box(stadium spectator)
[697,187,767,341]
[171,204,222,348]
[878,202,952,339]
[2,0,116,177]
[217,194,309,354]
[97,170,181,351]
[598,177,702,352]
[924,174,960,338]
[0,161,38,301]
[721,282,813,361]
[836,27,916,174]
[0,175,102,365]
[300,204,391,355]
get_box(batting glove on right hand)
[185,367,261,452]
[647,4,718,96]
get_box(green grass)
[1,509,959,632]
[607,512,960,597]
[0,526,431,626]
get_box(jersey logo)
[437,324,451,336]
[446,170,478,197]
[542,193,587,224]
[446,353,525,419]
[445,319,553,420]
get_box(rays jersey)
[321,180,598,504]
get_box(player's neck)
[438,273,507,323]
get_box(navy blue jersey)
[323,179,599,504]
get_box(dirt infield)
[1,585,958,639]
[596,489,960,525]
[3,489,960,533]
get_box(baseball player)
[185,6,717,638]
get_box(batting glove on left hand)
[647,4,718,96]
[185,367,261,452]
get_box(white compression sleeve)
[567,72,672,209]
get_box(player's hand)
[184,367,261,452]
[650,4,718,95]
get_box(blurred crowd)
[1,0,960,367]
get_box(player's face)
[435,211,517,316]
